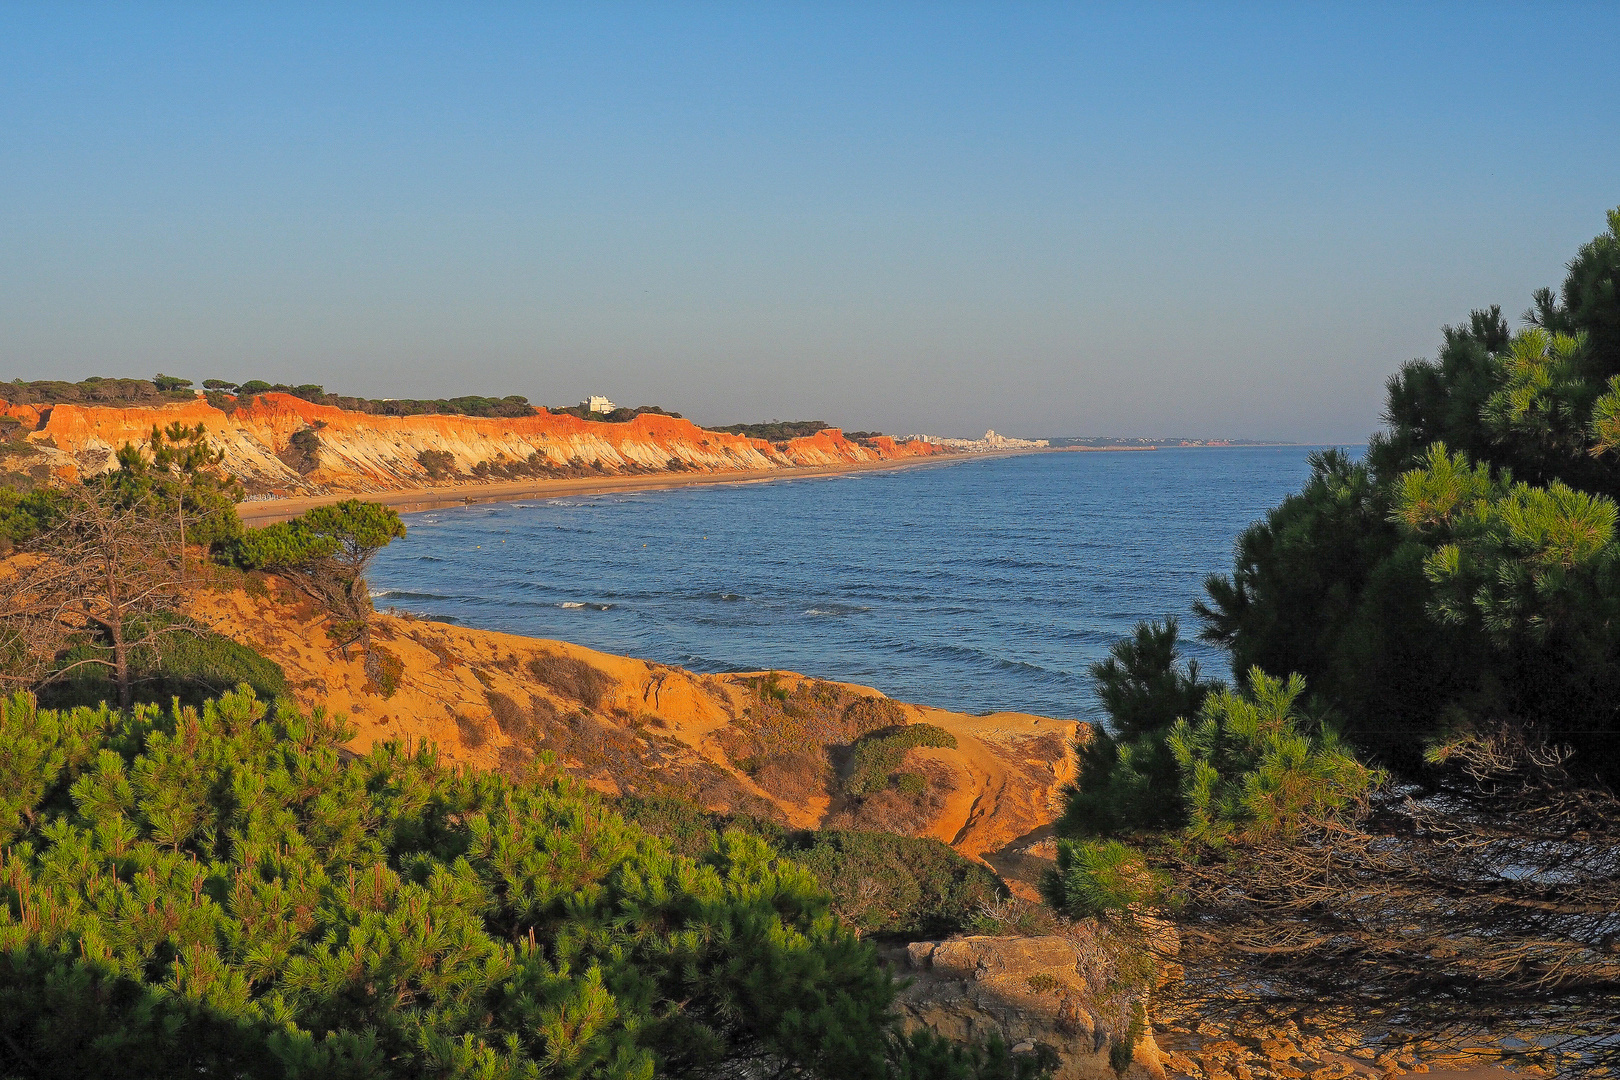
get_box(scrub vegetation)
[1054,206,1620,1077]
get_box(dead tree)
[0,486,187,707]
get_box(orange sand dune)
[1,392,947,500]
[189,579,1080,886]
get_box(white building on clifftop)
[583,395,616,414]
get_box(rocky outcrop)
[0,393,943,496]
[892,934,1165,1080]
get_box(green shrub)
[363,644,403,697]
[1056,618,1217,839]
[620,797,1006,939]
[890,1029,1058,1080]
[1057,728,1187,838]
[0,687,913,1079]
[282,425,321,473]
[892,771,928,796]
[1109,1001,1147,1075]
[35,618,287,710]
[845,724,957,798]
[705,420,830,441]
[1040,839,1165,920]
[0,484,67,547]
[416,447,456,479]
[1168,669,1384,844]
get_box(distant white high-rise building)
[584,395,616,414]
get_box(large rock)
[892,935,1165,1080]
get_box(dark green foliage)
[1057,730,1185,837]
[1527,207,1620,384]
[1040,839,1163,920]
[1199,207,1620,780]
[620,797,1007,939]
[1091,618,1212,741]
[415,448,455,480]
[1109,1003,1147,1076]
[788,830,1005,939]
[844,725,956,798]
[1057,619,1216,837]
[0,688,912,1079]
[1165,670,1382,844]
[225,500,405,640]
[10,375,543,419]
[1194,448,1487,768]
[890,1029,1058,1080]
[228,517,340,570]
[1048,668,1373,925]
[284,426,321,474]
[1,377,195,407]
[134,421,245,548]
[228,500,404,577]
[0,485,68,549]
[550,404,685,423]
[706,420,830,441]
[37,617,287,710]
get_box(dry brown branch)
[0,486,189,706]
[1155,724,1620,1076]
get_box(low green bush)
[845,724,957,798]
[705,420,830,441]
[0,688,922,1079]
[620,797,1006,939]
[416,447,456,479]
[35,617,287,710]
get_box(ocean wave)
[559,601,613,611]
[803,603,871,616]
[371,589,455,601]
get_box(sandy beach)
[237,448,1043,525]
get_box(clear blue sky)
[3,3,1618,442]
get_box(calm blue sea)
[367,448,1335,722]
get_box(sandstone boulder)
[892,935,1165,1080]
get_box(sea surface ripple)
[368,448,1334,721]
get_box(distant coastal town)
[904,430,1294,452]
[903,428,1049,450]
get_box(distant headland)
[0,376,1057,522]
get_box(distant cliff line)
[0,391,948,499]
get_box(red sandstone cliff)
[0,392,943,496]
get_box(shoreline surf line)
[236,448,1050,525]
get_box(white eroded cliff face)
[0,393,944,495]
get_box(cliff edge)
[0,392,944,497]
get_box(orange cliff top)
[0,391,945,496]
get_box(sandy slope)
[188,578,1080,888]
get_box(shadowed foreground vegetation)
[0,687,1049,1080]
[1050,207,1620,1077]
